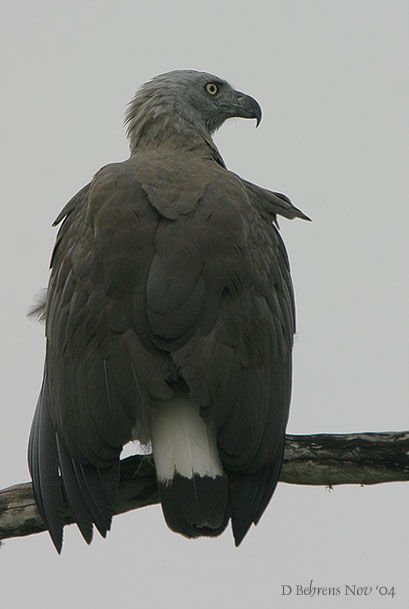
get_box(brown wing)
[144,168,296,543]
[29,162,174,550]
[47,164,175,461]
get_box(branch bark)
[1,431,409,543]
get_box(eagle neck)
[128,114,225,166]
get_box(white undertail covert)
[150,396,224,482]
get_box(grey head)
[125,69,262,152]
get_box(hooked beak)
[231,91,262,127]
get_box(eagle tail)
[151,396,229,538]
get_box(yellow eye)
[205,82,219,95]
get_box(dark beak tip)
[234,91,262,128]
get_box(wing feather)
[30,162,173,543]
[28,375,65,552]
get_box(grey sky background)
[1,1,408,607]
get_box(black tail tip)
[159,473,229,539]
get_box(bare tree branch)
[1,431,409,543]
